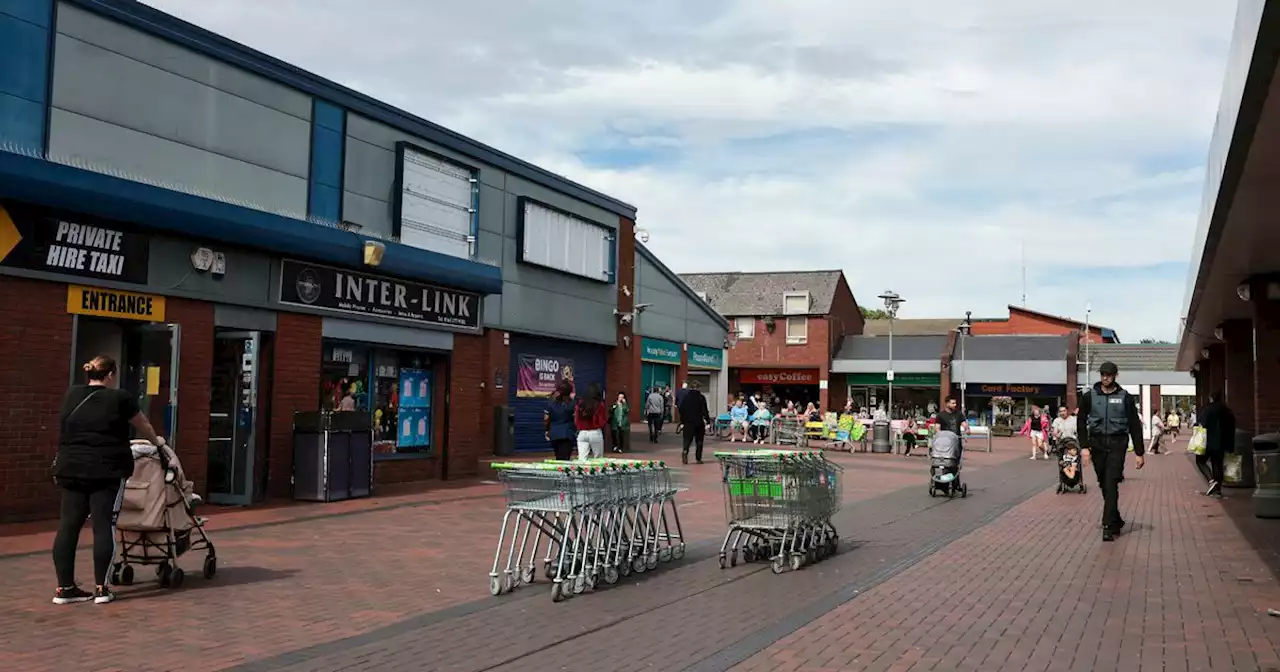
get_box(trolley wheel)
[521,565,536,586]
[790,554,803,572]
[742,548,755,563]
[551,582,565,603]
[805,548,816,565]
[572,575,587,595]
[672,544,686,560]
[646,553,659,571]
[771,557,786,574]
[489,576,503,597]
[718,554,727,570]
[729,551,737,567]
[544,562,556,581]
[169,568,185,590]
[504,573,517,593]
[816,544,829,561]
[660,547,673,562]
[585,572,598,592]
[961,484,969,498]
[603,566,620,586]
[120,565,135,586]
[158,563,173,588]
[619,560,632,577]
[202,556,217,580]
[633,556,647,574]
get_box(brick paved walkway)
[4,436,1276,672]
[736,450,1280,672]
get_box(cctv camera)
[634,303,652,313]
[619,313,634,325]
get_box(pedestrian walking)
[1149,410,1166,455]
[935,396,969,458]
[676,380,712,464]
[609,392,631,453]
[1021,406,1050,459]
[574,383,607,460]
[543,380,576,461]
[1077,361,1145,542]
[52,355,167,605]
[1196,392,1236,497]
[644,387,664,443]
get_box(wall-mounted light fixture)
[1201,348,1211,360]
[363,240,386,267]
[1213,325,1225,341]
[1238,283,1253,302]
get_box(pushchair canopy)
[929,430,960,460]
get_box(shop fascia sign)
[641,338,681,365]
[0,202,149,284]
[278,259,481,330]
[740,369,819,385]
[687,345,723,370]
[966,383,1066,396]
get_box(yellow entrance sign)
[0,204,20,263]
[67,285,166,322]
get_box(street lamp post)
[1083,303,1092,390]
[878,290,904,419]
[958,311,972,414]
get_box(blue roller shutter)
[508,335,609,452]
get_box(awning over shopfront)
[953,335,1068,386]
[831,335,946,374]
[1178,0,1280,369]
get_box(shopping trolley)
[715,449,843,574]
[488,459,686,602]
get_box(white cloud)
[144,0,1237,341]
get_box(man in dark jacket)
[1076,361,1145,541]
[677,380,712,465]
[1196,392,1236,497]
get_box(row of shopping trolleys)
[488,459,686,603]
[488,449,844,603]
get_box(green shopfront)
[845,372,941,417]
[641,338,681,397]
[686,344,725,409]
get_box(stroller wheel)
[928,487,936,498]
[202,556,217,580]
[158,563,172,588]
[168,567,185,590]
[120,565,135,586]
[961,484,969,498]
[1080,484,1088,494]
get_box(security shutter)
[508,335,609,452]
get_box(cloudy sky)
[146,0,1237,341]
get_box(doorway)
[207,330,267,506]
[72,317,180,438]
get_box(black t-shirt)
[936,410,966,434]
[1032,415,1046,432]
[55,385,139,480]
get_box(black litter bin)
[871,420,892,454]
[1253,433,1280,519]
[292,411,373,502]
[1224,429,1256,489]
[494,406,516,457]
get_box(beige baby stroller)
[111,440,217,589]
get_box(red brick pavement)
[736,450,1280,672]
[0,437,1024,672]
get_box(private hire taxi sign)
[0,203,150,284]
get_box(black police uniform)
[1076,379,1143,538]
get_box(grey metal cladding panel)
[963,336,1067,361]
[344,135,397,201]
[636,283,688,321]
[147,236,273,303]
[341,191,392,239]
[635,312,688,343]
[477,230,503,266]
[505,175,618,231]
[477,183,505,235]
[499,284,616,344]
[498,236,616,305]
[686,319,726,349]
[639,254,685,294]
[49,108,308,214]
[345,114,506,190]
[482,294,501,328]
[55,3,312,120]
[53,35,310,179]
[836,336,948,360]
[961,361,1066,385]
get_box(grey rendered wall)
[344,114,619,344]
[47,4,312,217]
[635,253,724,348]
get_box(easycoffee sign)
[739,369,820,385]
[279,259,481,330]
[0,203,149,284]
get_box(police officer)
[1076,361,1145,541]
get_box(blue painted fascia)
[0,0,53,153]
[0,150,503,295]
[307,99,345,222]
[65,0,638,220]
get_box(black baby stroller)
[1055,437,1087,494]
[928,430,968,498]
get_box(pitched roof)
[635,244,730,329]
[1008,305,1120,342]
[1077,344,1179,371]
[862,318,962,337]
[836,335,950,361]
[961,335,1069,361]
[678,270,845,317]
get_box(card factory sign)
[0,203,149,284]
[279,260,481,329]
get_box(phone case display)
[396,368,432,449]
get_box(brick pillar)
[1223,319,1256,433]
[939,330,957,408]
[1066,330,1080,411]
[1147,385,1162,419]
[165,298,214,496]
[606,216,639,420]
[445,333,486,479]
[1206,344,1226,401]
[828,373,848,412]
[268,312,322,498]
[1253,286,1280,433]
[1194,363,1206,409]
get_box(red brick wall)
[971,310,1106,343]
[939,329,958,408]
[1223,319,1255,434]
[728,316,830,409]
[826,275,865,357]
[1147,385,1162,418]
[1065,330,1080,411]
[445,331,486,479]
[0,276,72,522]
[1254,292,1280,433]
[165,298,213,496]
[610,217,641,421]
[1206,344,1226,403]
[267,312,321,498]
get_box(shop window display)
[321,341,435,456]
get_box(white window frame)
[786,316,808,344]
[518,197,614,282]
[735,318,755,340]
[783,291,810,316]
[394,143,477,260]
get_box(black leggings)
[53,477,124,588]
[1196,451,1225,485]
